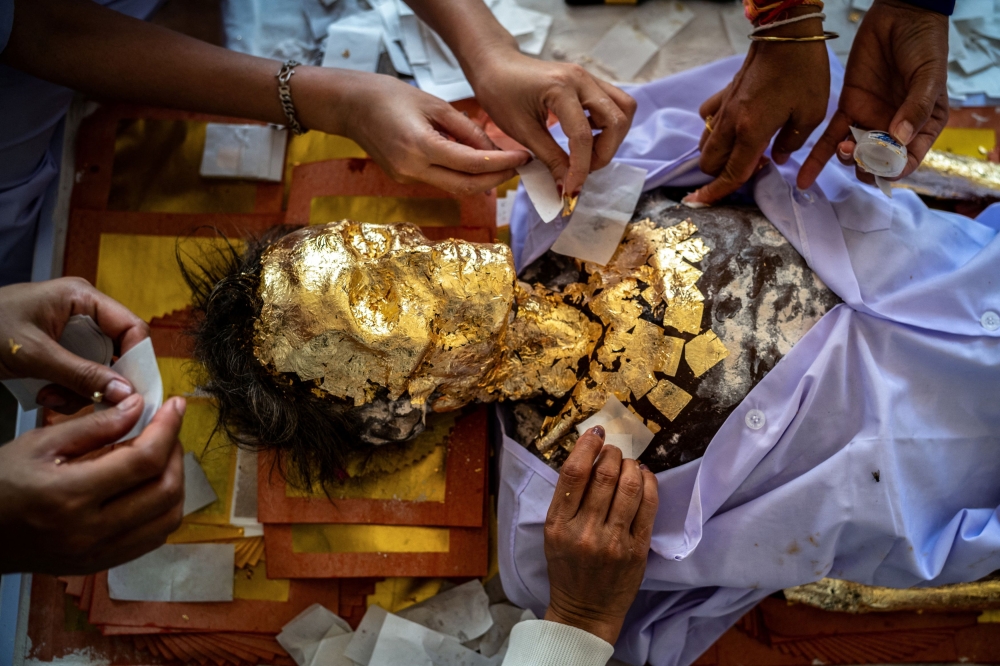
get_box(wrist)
[464,37,522,89]
[292,66,369,137]
[544,605,622,645]
[754,5,824,36]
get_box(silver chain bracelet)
[276,60,308,135]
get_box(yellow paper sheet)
[931,127,996,160]
[110,119,259,213]
[167,523,245,544]
[366,578,444,612]
[234,560,290,602]
[96,233,241,323]
[178,399,237,526]
[309,195,461,227]
[291,525,450,554]
[158,356,201,399]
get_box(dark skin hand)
[0,278,148,413]
[683,8,830,205]
[0,395,186,575]
[543,426,659,644]
[798,0,949,188]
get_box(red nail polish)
[556,182,563,197]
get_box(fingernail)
[894,121,914,146]
[116,392,142,411]
[681,197,709,209]
[640,464,650,472]
[571,188,581,198]
[590,425,605,439]
[173,397,187,417]
[556,182,563,197]
[37,392,66,409]
[104,379,133,403]
[837,146,851,160]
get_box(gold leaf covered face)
[254,221,517,408]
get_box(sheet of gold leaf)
[647,379,693,421]
[645,419,661,434]
[675,238,711,263]
[590,366,629,403]
[662,300,704,336]
[588,279,642,325]
[684,329,730,377]
[620,358,657,400]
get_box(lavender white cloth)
[501,53,1000,666]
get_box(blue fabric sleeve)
[0,0,13,54]
[898,0,955,15]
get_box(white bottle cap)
[850,127,907,178]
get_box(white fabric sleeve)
[501,620,615,666]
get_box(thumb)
[31,392,144,460]
[29,338,134,406]
[889,67,941,146]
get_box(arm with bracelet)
[682,0,832,206]
[0,0,530,200]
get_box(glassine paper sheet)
[477,604,524,658]
[94,337,163,443]
[322,13,384,72]
[551,162,648,266]
[590,1,694,80]
[344,604,389,666]
[368,613,493,666]
[2,314,114,410]
[577,395,655,459]
[278,603,353,666]
[229,447,264,537]
[310,631,355,666]
[183,452,218,516]
[517,160,562,223]
[200,124,287,182]
[107,543,235,602]
[411,64,475,102]
[397,580,493,642]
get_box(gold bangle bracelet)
[749,31,839,41]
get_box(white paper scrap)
[590,1,694,80]
[577,395,655,459]
[310,632,355,666]
[515,11,553,57]
[477,604,524,658]
[398,13,429,65]
[94,337,163,443]
[398,580,493,642]
[551,161,648,266]
[182,452,218,516]
[603,434,635,459]
[200,123,287,182]
[1,314,114,410]
[229,447,264,536]
[516,160,562,223]
[322,15,384,72]
[369,614,493,666]
[423,23,468,85]
[108,543,234,602]
[278,603,353,666]
[493,0,536,36]
[411,64,475,102]
[343,604,389,666]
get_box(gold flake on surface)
[8,339,21,355]
[647,379,692,421]
[684,329,730,378]
[662,299,704,335]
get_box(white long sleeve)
[501,620,614,666]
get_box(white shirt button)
[982,311,1000,332]
[745,409,766,430]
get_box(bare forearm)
[404,0,519,75]
[1,0,338,127]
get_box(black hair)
[177,227,361,489]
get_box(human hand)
[468,48,637,198]
[295,68,530,195]
[543,426,659,644]
[798,0,948,188]
[683,10,829,205]
[0,394,186,575]
[0,278,149,414]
